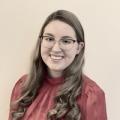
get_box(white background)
[0,0,120,120]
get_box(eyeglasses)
[41,35,78,50]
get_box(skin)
[41,20,83,78]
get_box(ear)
[76,42,84,54]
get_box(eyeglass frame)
[40,35,80,50]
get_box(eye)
[62,39,73,44]
[43,36,55,42]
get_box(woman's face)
[41,20,82,77]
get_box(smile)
[50,54,64,61]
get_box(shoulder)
[15,74,28,87]
[9,75,28,119]
[77,75,107,120]
[13,74,28,93]
[81,74,105,96]
[77,74,106,109]
[10,74,28,101]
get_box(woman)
[9,10,107,120]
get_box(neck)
[48,69,63,78]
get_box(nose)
[51,41,62,52]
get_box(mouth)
[49,54,64,61]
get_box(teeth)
[50,55,63,60]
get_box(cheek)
[65,52,77,65]
[41,47,49,61]
[67,48,77,58]
[41,45,50,55]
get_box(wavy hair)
[12,10,85,120]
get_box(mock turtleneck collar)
[45,75,65,85]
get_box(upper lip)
[50,54,64,57]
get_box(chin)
[50,68,64,71]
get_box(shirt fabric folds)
[9,74,107,120]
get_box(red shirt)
[9,74,107,120]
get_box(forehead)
[43,20,76,38]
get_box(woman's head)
[38,10,85,77]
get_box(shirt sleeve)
[77,76,107,120]
[84,81,107,120]
[8,74,27,120]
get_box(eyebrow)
[43,33,75,39]
[43,33,54,37]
